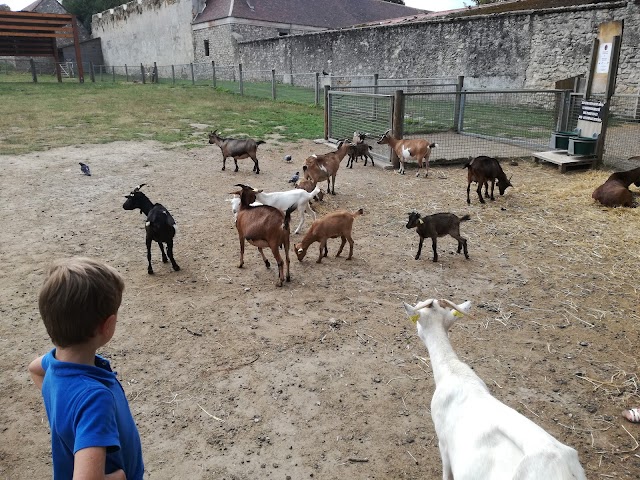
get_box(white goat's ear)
[403,302,418,323]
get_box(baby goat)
[294,209,364,263]
[377,130,437,177]
[404,298,587,480]
[406,212,469,262]
[208,130,265,174]
[123,184,180,275]
[232,184,295,287]
[592,164,640,207]
[346,142,374,168]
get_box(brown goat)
[208,130,265,174]
[294,208,364,263]
[346,142,374,168]
[295,177,324,202]
[592,164,640,207]
[302,140,352,195]
[464,156,512,205]
[231,184,295,286]
[406,211,470,262]
[377,130,437,177]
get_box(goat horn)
[133,183,147,192]
[439,298,475,320]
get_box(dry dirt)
[1,139,640,480]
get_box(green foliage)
[0,81,324,155]
[61,0,124,32]
[0,4,10,11]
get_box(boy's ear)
[99,314,117,336]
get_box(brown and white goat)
[231,184,295,287]
[346,142,374,168]
[377,130,437,177]
[302,140,352,195]
[208,130,265,174]
[295,177,324,202]
[294,208,364,263]
[592,163,640,207]
[464,155,512,205]
[406,211,470,262]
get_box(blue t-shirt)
[41,349,144,480]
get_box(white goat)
[236,184,320,234]
[227,196,262,223]
[404,298,587,480]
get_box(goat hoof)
[264,261,271,268]
[162,257,168,263]
[148,269,154,275]
[286,275,291,282]
[173,265,181,271]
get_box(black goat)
[464,156,512,204]
[346,143,374,168]
[122,184,180,275]
[406,212,470,262]
[208,130,265,174]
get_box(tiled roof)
[452,0,619,17]
[22,0,45,11]
[194,0,427,28]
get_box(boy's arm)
[28,356,46,390]
[73,447,126,480]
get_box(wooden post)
[391,90,405,167]
[153,62,158,83]
[453,75,464,132]
[171,65,175,85]
[112,65,116,83]
[51,38,62,83]
[29,58,37,83]
[314,72,320,106]
[212,61,216,88]
[70,15,84,83]
[595,34,622,168]
[324,85,331,140]
[89,61,95,82]
[238,63,243,95]
[125,64,129,82]
[584,38,599,98]
[190,63,195,85]
[141,64,146,84]
[271,69,276,100]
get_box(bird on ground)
[79,162,91,176]
[288,171,300,183]
[284,154,292,163]
[322,70,329,76]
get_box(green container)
[549,130,580,150]
[568,137,597,156]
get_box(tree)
[61,0,125,33]
[0,4,10,11]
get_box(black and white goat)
[122,184,180,275]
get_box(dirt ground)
[1,139,640,479]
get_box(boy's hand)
[28,356,45,390]
[105,469,126,480]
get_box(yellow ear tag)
[409,314,419,323]
[418,219,424,224]
[452,310,463,318]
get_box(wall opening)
[204,39,210,56]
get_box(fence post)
[212,61,216,88]
[372,73,379,118]
[112,65,116,83]
[555,90,571,131]
[314,72,320,106]
[271,69,276,100]
[391,90,405,167]
[125,64,129,83]
[153,62,158,83]
[324,85,331,140]
[141,64,146,84]
[190,63,195,85]
[453,75,464,133]
[30,58,37,83]
[238,63,243,95]
[89,62,95,83]
[171,65,175,85]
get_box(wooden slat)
[0,18,71,27]
[0,25,73,32]
[0,11,72,20]
[0,32,74,38]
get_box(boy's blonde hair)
[38,257,125,347]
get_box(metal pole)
[141,64,146,84]
[190,63,195,85]
[212,61,216,88]
[112,65,116,83]
[324,85,331,140]
[125,64,129,83]
[238,63,243,95]
[153,62,157,83]
[30,58,37,83]
[172,65,175,85]
[373,73,379,118]
[391,90,405,167]
[453,75,464,133]
[272,69,276,100]
[314,72,319,106]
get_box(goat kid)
[592,164,640,207]
[464,155,512,205]
[346,142,374,168]
[122,184,180,275]
[404,298,587,480]
[295,177,325,202]
[208,130,265,174]
[232,184,294,287]
[406,212,469,262]
[294,209,364,263]
[302,139,352,195]
[377,130,437,177]
[237,183,321,234]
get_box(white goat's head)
[404,298,472,333]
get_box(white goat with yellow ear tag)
[404,298,586,480]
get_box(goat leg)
[222,155,226,171]
[258,248,271,268]
[466,183,472,205]
[251,155,260,174]
[431,237,438,262]
[238,237,245,268]
[476,183,485,204]
[158,241,168,263]
[317,240,328,263]
[166,239,180,271]
[490,180,496,201]
[415,237,424,260]
[336,236,346,257]
[346,236,354,260]
[234,158,239,173]
[146,236,154,274]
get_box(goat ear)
[403,302,418,321]
[229,191,242,196]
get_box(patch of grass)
[0,81,323,155]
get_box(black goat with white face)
[123,184,180,275]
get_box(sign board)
[590,21,623,95]
[578,100,604,123]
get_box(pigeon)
[322,70,329,76]
[79,162,91,176]
[288,171,300,184]
[284,154,292,163]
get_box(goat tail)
[283,205,296,231]
[353,208,364,217]
[256,140,266,146]
[429,143,438,149]
[459,214,471,222]
[310,185,321,197]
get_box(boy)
[29,257,144,480]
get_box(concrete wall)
[92,0,195,66]
[236,1,639,93]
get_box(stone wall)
[236,1,639,93]
[92,0,195,66]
